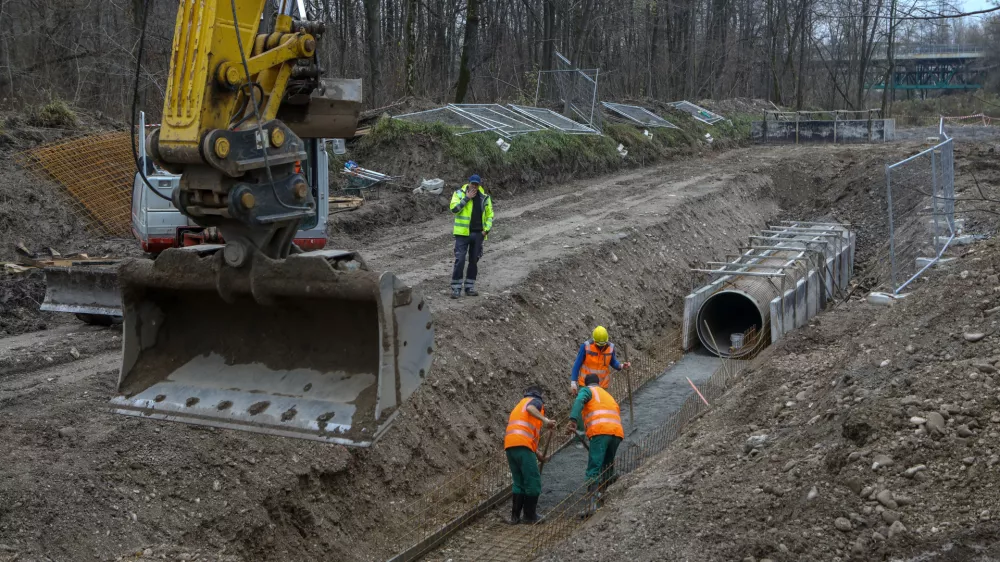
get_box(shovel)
[538,425,557,474]
[623,343,638,436]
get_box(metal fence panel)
[394,106,501,134]
[669,100,725,125]
[602,102,680,129]
[508,105,599,134]
[448,104,543,138]
[884,138,955,293]
[534,51,603,132]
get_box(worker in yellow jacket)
[449,174,494,299]
[504,385,555,524]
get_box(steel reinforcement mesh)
[17,131,135,236]
[375,324,768,562]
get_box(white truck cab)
[132,113,329,254]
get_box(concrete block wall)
[750,119,896,144]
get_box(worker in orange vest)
[569,326,631,394]
[504,385,555,524]
[568,373,625,514]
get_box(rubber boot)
[508,493,524,525]
[522,495,544,524]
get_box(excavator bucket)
[110,247,433,447]
[40,262,123,322]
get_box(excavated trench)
[387,148,890,562]
[0,143,912,562]
[537,351,721,511]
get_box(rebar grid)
[17,131,135,236]
[519,326,770,562]
[380,323,777,562]
[376,330,683,561]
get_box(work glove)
[570,381,578,395]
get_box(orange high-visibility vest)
[582,386,624,439]
[504,397,544,452]
[578,340,615,388]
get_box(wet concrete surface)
[537,349,721,511]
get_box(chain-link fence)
[883,138,955,294]
[534,52,602,132]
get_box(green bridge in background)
[868,44,989,91]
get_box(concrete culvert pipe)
[697,281,777,358]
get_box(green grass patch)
[337,112,753,195]
[26,100,78,129]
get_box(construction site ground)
[2,135,1000,562]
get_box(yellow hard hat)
[592,326,609,344]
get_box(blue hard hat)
[469,174,481,184]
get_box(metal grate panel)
[507,105,599,134]
[602,102,679,129]
[669,100,726,125]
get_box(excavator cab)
[110,0,432,446]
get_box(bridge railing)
[872,43,987,58]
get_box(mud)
[2,139,981,562]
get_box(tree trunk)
[362,0,381,106]
[404,0,417,96]
[454,0,480,103]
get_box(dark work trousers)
[451,232,484,291]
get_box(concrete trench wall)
[750,119,896,144]
[767,232,856,342]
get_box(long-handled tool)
[573,429,591,450]
[538,425,557,474]
[623,343,638,436]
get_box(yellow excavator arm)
[147,0,359,258]
[156,1,317,161]
[111,0,434,447]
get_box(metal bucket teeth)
[112,247,433,446]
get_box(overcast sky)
[961,0,997,15]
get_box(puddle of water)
[538,349,721,511]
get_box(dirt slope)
[0,141,934,561]
[543,146,1000,561]
[545,241,1000,562]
